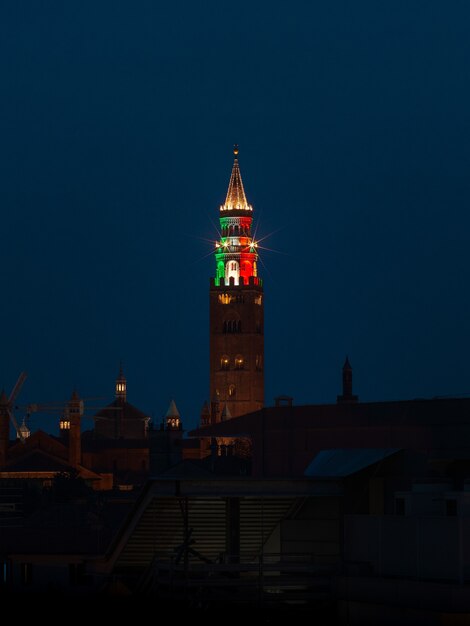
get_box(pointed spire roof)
[70,389,80,402]
[343,356,352,370]
[166,399,180,419]
[117,362,126,381]
[18,418,30,437]
[200,401,210,416]
[220,404,232,421]
[0,389,8,405]
[220,146,253,213]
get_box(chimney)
[68,390,82,468]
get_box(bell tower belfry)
[209,147,264,420]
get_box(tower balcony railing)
[211,276,262,288]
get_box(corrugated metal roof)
[304,448,401,478]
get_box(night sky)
[1,1,470,433]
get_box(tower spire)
[337,356,358,404]
[221,145,252,213]
[214,146,260,287]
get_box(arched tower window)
[228,384,236,397]
[225,260,239,285]
[242,261,252,279]
[234,355,244,370]
[220,355,230,370]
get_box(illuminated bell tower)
[209,146,264,419]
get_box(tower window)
[220,355,230,370]
[255,355,263,371]
[235,355,244,370]
[60,420,71,430]
[218,293,232,305]
[225,260,239,285]
[223,320,241,333]
[254,294,262,305]
[228,384,236,397]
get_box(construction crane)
[5,372,28,442]
[4,372,119,441]
[19,395,122,433]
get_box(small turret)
[165,399,181,431]
[115,364,127,402]
[200,401,211,427]
[337,356,358,404]
[220,403,232,421]
[68,389,82,468]
[17,418,30,440]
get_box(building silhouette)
[0,367,183,489]
[1,149,470,623]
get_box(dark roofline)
[189,396,470,438]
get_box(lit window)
[228,385,236,397]
[220,356,230,370]
[60,420,71,430]
[218,293,232,305]
[254,294,262,305]
[235,355,244,370]
[255,355,263,371]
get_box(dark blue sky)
[1,1,470,432]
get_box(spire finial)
[233,143,239,157]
